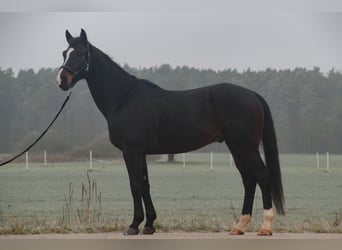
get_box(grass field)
[0,153,341,234]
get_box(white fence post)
[25,151,29,171]
[210,152,213,172]
[316,152,319,169]
[90,150,93,170]
[44,150,47,167]
[326,152,330,172]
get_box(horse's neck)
[85,47,137,120]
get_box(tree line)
[0,65,341,157]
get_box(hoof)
[123,227,140,236]
[141,226,156,235]
[229,227,244,235]
[257,228,272,236]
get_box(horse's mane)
[90,44,134,78]
[90,44,161,90]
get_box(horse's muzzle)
[59,80,71,91]
[57,67,74,91]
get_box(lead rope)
[0,91,72,166]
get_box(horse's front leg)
[123,150,145,235]
[141,156,157,234]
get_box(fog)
[0,11,342,74]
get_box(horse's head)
[56,29,90,91]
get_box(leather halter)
[59,43,91,87]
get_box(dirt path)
[1,232,342,239]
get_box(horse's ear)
[65,30,73,44]
[80,29,88,44]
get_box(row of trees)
[0,65,341,157]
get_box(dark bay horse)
[57,29,285,236]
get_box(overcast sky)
[1,2,342,73]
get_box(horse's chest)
[107,116,152,150]
[108,130,123,150]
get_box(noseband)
[60,43,91,86]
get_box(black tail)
[257,94,285,215]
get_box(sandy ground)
[1,232,342,239]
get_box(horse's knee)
[129,180,142,194]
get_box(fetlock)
[145,214,157,228]
[234,214,252,231]
[261,208,274,231]
[130,215,144,229]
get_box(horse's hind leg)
[252,153,274,236]
[228,147,256,235]
[229,147,274,236]
[230,173,256,235]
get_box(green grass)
[0,153,341,234]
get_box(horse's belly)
[147,126,224,154]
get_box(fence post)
[90,150,93,170]
[326,152,330,172]
[44,150,47,167]
[25,151,29,171]
[316,152,319,169]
